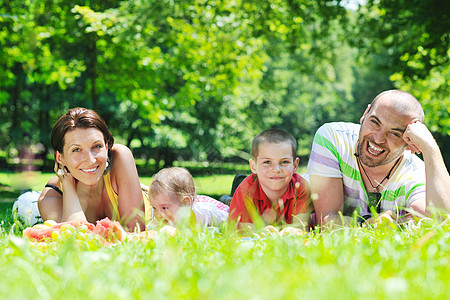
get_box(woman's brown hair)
[51,107,114,161]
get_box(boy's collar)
[253,173,298,204]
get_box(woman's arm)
[38,176,64,222]
[38,174,86,222]
[110,144,145,230]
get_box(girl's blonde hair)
[149,167,195,204]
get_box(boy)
[228,129,311,230]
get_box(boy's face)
[250,142,299,198]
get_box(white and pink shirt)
[192,195,229,227]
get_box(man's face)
[358,99,416,167]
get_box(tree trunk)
[87,33,98,110]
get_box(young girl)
[149,167,229,227]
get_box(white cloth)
[192,195,229,227]
[13,191,42,226]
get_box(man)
[307,89,450,225]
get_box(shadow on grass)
[0,185,19,230]
[0,190,20,201]
[0,201,16,232]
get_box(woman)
[38,107,150,231]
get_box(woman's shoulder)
[110,144,136,166]
[39,176,62,201]
[109,144,140,182]
[46,175,60,187]
[111,144,133,156]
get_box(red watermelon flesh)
[23,220,94,241]
[93,218,126,242]
[23,218,125,243]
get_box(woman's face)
[56,128,108,185]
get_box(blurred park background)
[0,0,449,200]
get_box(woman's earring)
[105,160,109,169]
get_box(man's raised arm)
[404,121,450,212]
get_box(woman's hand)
[54,162,76,190]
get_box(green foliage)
[358,0,449,80]
[1,0,448,169]
[354,0,450,162]
[1,219,450,298]
[391,63,450,136]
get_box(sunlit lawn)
[1,170,449,298]
[1,218,450,299]
[0,166,307,200]
[0,171,237,199]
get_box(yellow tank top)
[103,172,153,224]
[60,173,152,224]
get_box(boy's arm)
[229,179,265,235]
[229,196,256,235]
[237,223,257,236]
[291,213,311,230]
[228,186,253,224]
[291,177,313,229]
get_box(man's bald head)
[368,90,424,122]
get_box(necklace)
[354,144,402,216]
[355,152,401,193]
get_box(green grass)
[0,219,450,299]
[0,171,54,194]
[2,170,448,298]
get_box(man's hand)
[321,212,353,230]
[404,120,450,212]
[364,210,397,229]
[403,121,437,155]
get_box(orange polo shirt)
[229,173,311,225]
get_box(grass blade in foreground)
[1,219,449,299]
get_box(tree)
[0,0,87,166]
[354,0,450,163]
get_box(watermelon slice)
[93,218,126,242]
[23,217,125,243]
[23,220,94,242]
